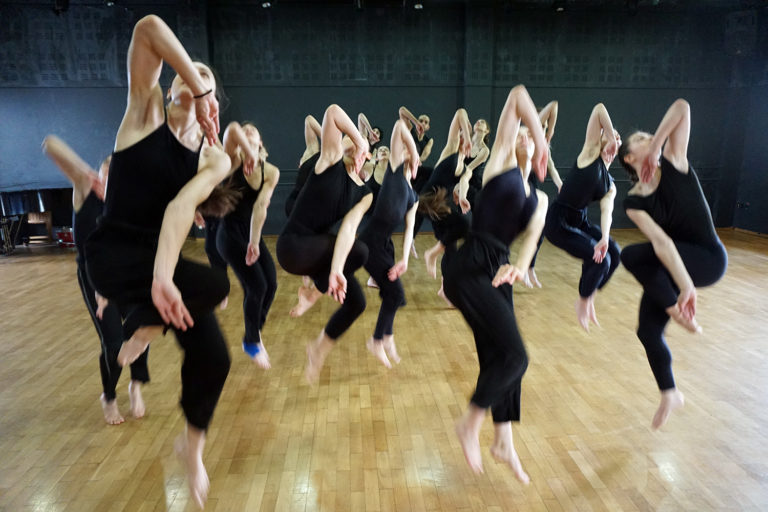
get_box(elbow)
[41,135,56,154]
[325,104,342,117]
[133,14,163,38]
[673,98,690,115]
[511,84,528,97]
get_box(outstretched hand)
[151,277,193,331]
[245,241,260,266]
[327,270,347,304]
[195,93,220,147]
[388,260,408,281]
[593,238,609,263]
[677,286,697,320]
[492,264,524,288]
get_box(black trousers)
[360,231,406,340]
[77,263,149,401]
[216,222,277,345]
[621,240,727,390]
[544,202,620,297]
[442,233,528,423]
[85,222,231,430]
[276,232,368,340]
[203,216,228,271]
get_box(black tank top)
[556,156,613,210]
[410,127,431,157]
[472,169,538,246]
[465,154,485,193]
[225,164,264,229]
[282,158,371,235]
[74,191,103,265]
[104,121,202,230]
[423,153,461,192]
[295,152,320,193]
[361,164,418,242]
[623,156,720,247]
[367,174,382,209]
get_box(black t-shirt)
[472,169,538,246]
[556,156,613,210]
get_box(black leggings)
[410,165,433,236]
[77,264,149,401]
[442,235,528,423]
[86,225,231,430]
[361,235,405,340]
[276,232,368,340]
[621,240,727,390]
[216,224,277,345]
[203,216,228,271]
[544,202,620,297]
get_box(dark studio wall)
[1,1,766,234]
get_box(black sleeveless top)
[410,127,431,157]
[472,169,538,246]
[227,164,264,225]
[295,152,320,193]
[74,191,103,266]
[624,156,720,247]
[104,121,202,231]
[423,153,461,193]
[465,154,486,194]
[556,156,613,210]
[361,164,418,242]
[282,158,371,236]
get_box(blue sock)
[242,341,261,358]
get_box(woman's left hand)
[195,93,220,147]
[593,238,609,263]
[151,277,193,330]
[328,270,347,304]
[492,264,524,287]
[245,241,260,266]
[388,260,408,281]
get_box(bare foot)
[424,246,440,279]
[219,295,228,310]
[411,244,418,259]
[128,380,145,419]
[366,337,392,369]
[587,295,600,328]
[652,388,685,430]
[666,305,702,334]
[175,434,209,509]
[100,394,125,425]
[243,341,271,369]
[455,418,484,474]
[118,326,162,367]
[527,268,542,288]
[437,283,455,308]
[490,440,530,484]
[367,276,379,289]
[383,335,401,364]
[290,285,322,318]
[575,297,590,332]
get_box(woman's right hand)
[492,264,524,287]
[242,145,257,176]
[195,93,220,147]
[677,286,697,320]
[327,270,347,304]
[641,145,661,183]
[151,277,193,330]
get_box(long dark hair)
[617,132,639,184]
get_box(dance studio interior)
[1,0,766,510]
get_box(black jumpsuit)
[442,169,538,423]
[621,157,727,390]
[216,165,277,353]
[359,164,418,340]
[543,156,620,297]
[276,159,371,340]
[85,121,231,431]
[418,153,470,247]
[75,192,149,401]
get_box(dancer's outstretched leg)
[290,284,322,318]
[366,337,392,369]
[175,425,209,509]
[490,421,530,484]
[652,388,685,430]
[382,334,401,364]
[424,241,444,280]
[305,331,335,384]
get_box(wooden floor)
[1,229,767,511]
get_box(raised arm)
[389,201,418,282]
[246,162,280,266]
[389,120,420,175]
[398,106,423,136]
[484,85,548,184]
[358,113,380,146]
[538,100,559,143]
[577,103,616,168]
[327,193,374,303]
[437,108,472,163]
[644,99,691,182]
[118,15,218,148]
[420,138,434,162]
[626,208,696,318]
[151,144,231,329]
[41,135,103,209]
[223,122,258,176]
[593,183,617,263]
[318,104,369,174]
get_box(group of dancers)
[41,15,727,507]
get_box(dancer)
[418,108,472,304]
[465,118,491,209]
[216,122,279,369]
[83,15,233,507]
[442,85,548,479]
[42,138,149,424]
[275,104,372,384]
[399,106,433,250]
[543,103,620,331]
[285,114,322,218]
[618,99,727,429]
[360,120,419,368]
[524,100,564,288]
